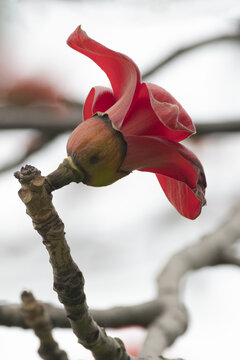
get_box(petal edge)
[67,26,141,127]
[121,83,195,141]
[121,134,206,219]
[83,86,115,120]
[156,174,206,220]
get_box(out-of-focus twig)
[159,357,183,360]
[0,104,82,131]
[0,131,57,174]
[139,201,240,358]
[0,303,70,329]
[0,101,81,175]
[0,300,164,329]
[142,32,240,79]
[194,121,240,136]
[21,290,68,360]
[1,104,240,136]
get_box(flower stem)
[46,157,84,192]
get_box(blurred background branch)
[21,290,68,360]
[142,31,240,79]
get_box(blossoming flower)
[66,26,206,220]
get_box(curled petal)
[67,26,141,127]
[121,135,206,219]
[121,83,195,141]
[83,86,115,120]
[156,174,206,219]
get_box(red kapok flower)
[66,26,206,220]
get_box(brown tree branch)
[194,121,240,136]
[159,357,183,360]
[0,105,81,131]
[1,105,240,139]
[0,300,164,330]
[219,248,240,266]
[9,164,240,359]
[21,290,68,360]
[0,303,70,329]
[15,165,130,360]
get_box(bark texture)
[21,290,68,360]
[15,165,130,360]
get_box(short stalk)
[46,157,84,192]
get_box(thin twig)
[159,357,183,360]
[0,104,82,131]
[142,32,240,79]
[0,132,57,174]
[194,121,240,136]
[1,104,240,137]
[21,291,68,360]
[0,300,164,329]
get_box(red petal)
[121,83,195,142]
[121,135,206,219]
[156,174,205,219]
[83,86,115,120]
[67,26,141,128]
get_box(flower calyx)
[67,113,129,186]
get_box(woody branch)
[21,290,68,360]
[9,164,240,360]
[14,165,130,360]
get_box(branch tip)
[21,289,69,360]
[21,290,35,303]
[14,165,41,183]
